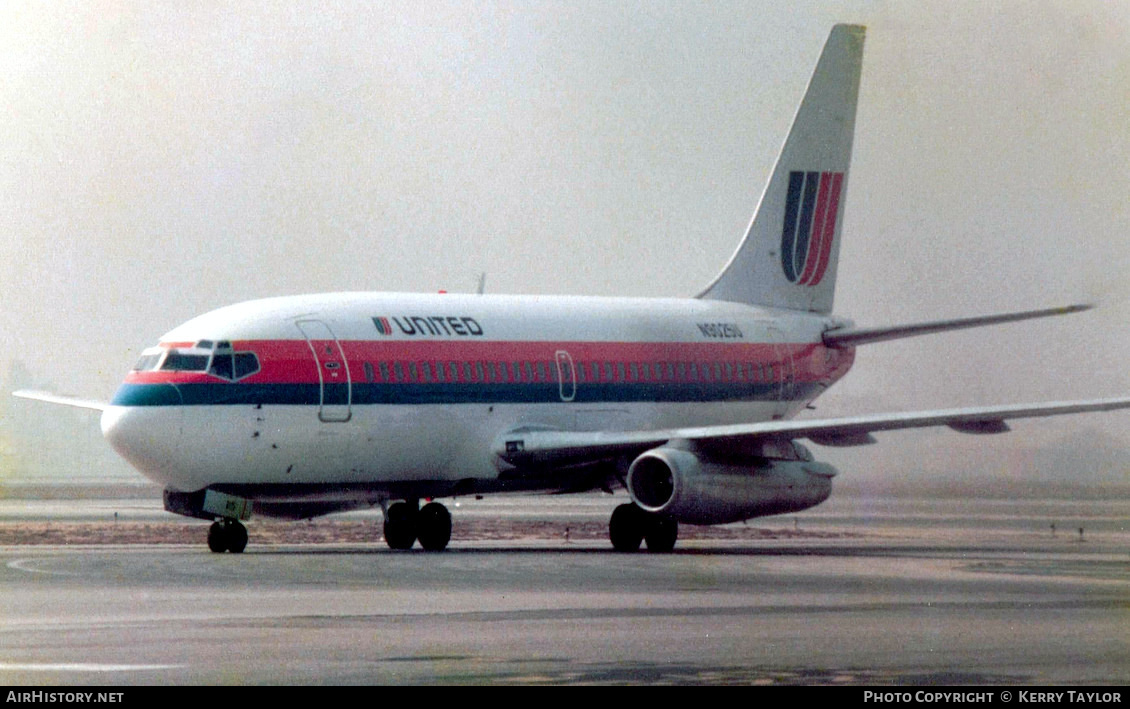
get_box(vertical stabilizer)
[698,24,864,313]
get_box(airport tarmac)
[0,492,1127,685]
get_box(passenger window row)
[358,359,781,385]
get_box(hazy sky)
[3,1,1129,481]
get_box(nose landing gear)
[207,519,249,553]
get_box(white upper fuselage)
[100,292,855,501]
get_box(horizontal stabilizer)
[12,390,109,412]
[822,304,1092,348]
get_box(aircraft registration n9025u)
[16,25,1130,553]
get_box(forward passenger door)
[296,320,352,422]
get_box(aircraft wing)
[494,396,1130,467]
[12,389,109,412]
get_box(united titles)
[374,316,484,337]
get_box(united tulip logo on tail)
[781,171,844,286]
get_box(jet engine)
[626,444,836,525]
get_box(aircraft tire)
[207,522,227,553]
[644,515,678,553]
[609,503,645,552]
[207,520,249,553]
[417,502,452,552]
[228,521,249,554]
[384,501,418,550]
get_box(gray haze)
[2,1,1129,483]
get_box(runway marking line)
[6,558,79,576]
[0,662,182,672]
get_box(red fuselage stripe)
[125,339,853,387]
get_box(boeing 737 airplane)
[16,25,1130,554]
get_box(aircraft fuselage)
[101,292,855,502]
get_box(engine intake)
[626,446,836,525]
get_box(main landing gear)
[207,519,249,553]
[609,503,678,553]
[383,500,452,552]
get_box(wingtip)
[12,389,109,412]
[1061,303,1095,314]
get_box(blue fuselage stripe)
[110,381,823,407]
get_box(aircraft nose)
[101,398,184,487]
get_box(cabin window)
[364,362,375,383]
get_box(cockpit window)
[132,350,164,371]
[138,340,259,381]
[209,350,234,380]
[233,352,260,379]
[205,342,260,382]
[161,351,210,371]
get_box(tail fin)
[698,24,865,313]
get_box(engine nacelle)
[626,446,836,525]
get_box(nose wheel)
[207,519,249,553]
